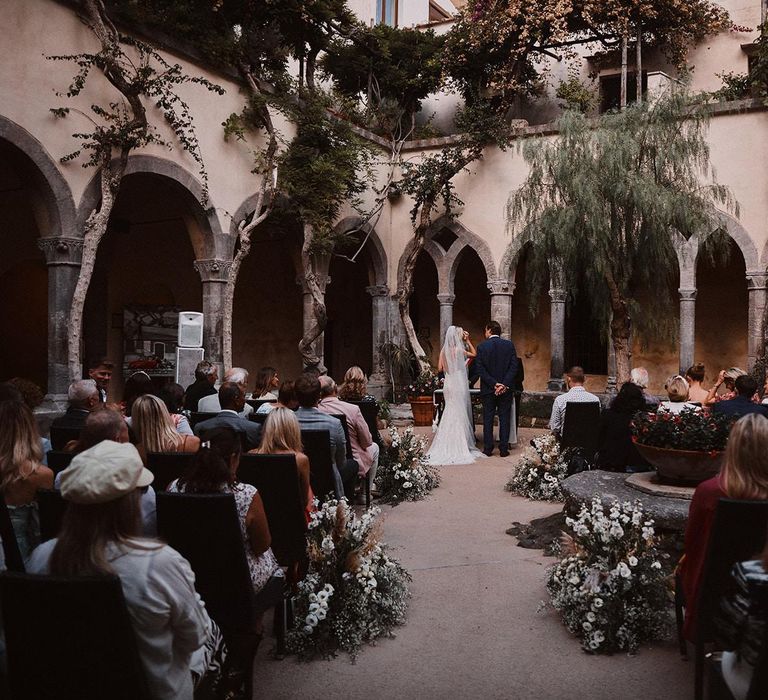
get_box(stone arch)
[694,211,760,274]
[0,114,77,238]
[333,215,388,287]
[77,155,223,259]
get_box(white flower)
[309,602,320,614]
[586,612,596,622]
[317,590,329,603]
[651,561,662,570]
[593,630,605,643]
[628,556,638,567]
[308,593,318,603]
[616,562,632,579]
[305,613,319,627]
[582,622,593,631]
[592,598,604,609]
[324,583,334,594]
[321,536,335,554]
[403,481,412,489]
[303,625,313,634]
[569,575,580,585]
[316,608,327,621]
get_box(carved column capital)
[436,293,456,305]
[548,288,567,303]
[678,288,697,301]
[365,284,390,298]
[37,237,83,266]
[487,279,515,296]
[194,258,232,283]
[746,272,768,291]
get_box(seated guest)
[596,382,649,472]
[194,383,261,451]
[318,376,378,496]
[184,360,218,411]
[131,395,200,463]
[169,428,284,634]
[707,367,750,405]
[0,400,54,560]
[338,366,376,403]
[51,379,100,431]
[198,367,253,418]
[630,367,659,409]
[157,382,193,436]
[712,376,768,419]
[253,366,280,401]
[295,373,357,500]
[57,408,155,535]
[658,375,699,414]
[3,380,52,463]
[253,407,314,521]
[548,366,600,438]
[28,441,226,697]
[122,370,154,418]
[87,355,114,403]
[256,380,298,415]
[685,362,710,404]
[678,413,768,643]
[718,531,768,700]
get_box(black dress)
[595,409,648,472]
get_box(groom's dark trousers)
[475,335,519,453]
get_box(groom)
[474,320,519,457]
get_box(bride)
[426,325,485,465]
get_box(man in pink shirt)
[318,375,379,495]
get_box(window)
[429,1,451,22]
[376,0,398,26]
[599,71,648,113]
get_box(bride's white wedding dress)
[426,326,485,466]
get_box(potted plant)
[631,409,734,485]
[406,369,441,426]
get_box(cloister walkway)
[255,428,692,699]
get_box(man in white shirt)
[549,366,600,437]
[197,366,253,418]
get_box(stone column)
[746,272,768,371]
[487,279,515,339]
[366,284,390,389]
[38,237,83,402]
[296,273,330,370]
[678,288,697,375]
[193,258,232,377]
[548,286,566,391]
[436,293,455,348]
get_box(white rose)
[305,613,319,627]
[321,536,335,554]
[309,602,320,613]
[316,609,327,621]
[317,590,329,603]
[324,583,334,594]
[582,622,593,631]
[628,556,638,567]
[308,593,318,603]
[651,561,662,570]
[593,598,604,609]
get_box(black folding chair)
[344,399,383,447]
[300,430,337,503]
[561,402,601,461]
[248,413,269,425]
[245,399,277,412]
[238,453,308,568]
[49,425,82,451]
[675,499,768,700]
[0,493,24,573]
[36,489,67,542]
[46,450,75,477]
[189,411,219,430]
[156,492,276,696]
[145,452,195,491]
[0,572,150,699]
[330,413,354,460]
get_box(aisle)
[254,428,692,699]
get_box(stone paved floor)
[253,427,692,699]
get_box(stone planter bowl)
[634,441,724,486]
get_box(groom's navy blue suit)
[475,335,519,454]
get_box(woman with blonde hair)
[0,400,54,559]
[131,394,199,463]
[252,407,314,520]
[338,366,376,403]
[678,413,768,642]
[658,375,698,414]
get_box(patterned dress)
[167,480,282,592]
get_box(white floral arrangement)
[287,498,411,659]
[505,433,568,501]
[546,497,670,654]
[375,426,440,503]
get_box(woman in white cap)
[27,441,226,699]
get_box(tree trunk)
[298,223,328,372]
[606,271,632,384]
[68,158,122,379]
[636,25,642,105]
[396,206,432,374]
[620,35,628,110]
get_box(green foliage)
[507,90,736,344]
[47,35,223,194]
[321,25,444,138]
[555,77,597,114]
[631,409,734,451]
[278,90,373,245]
[710,72,752,102]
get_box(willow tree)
[507,90,737,383]
[50,0,223,380]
